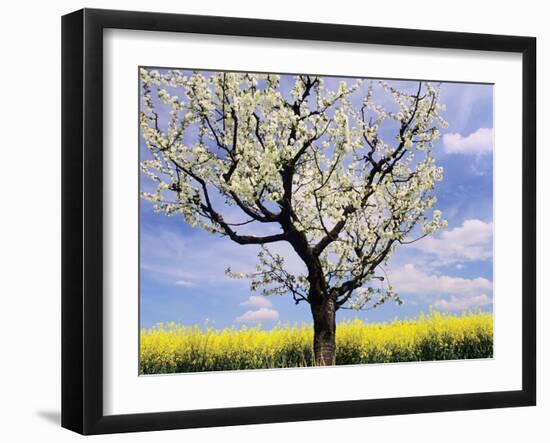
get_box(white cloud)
[140,227,261,287]
[442,127,493,155]
[141,224,306,288]
[174,279,193,287]
[389,263,492,311]
[235,308,279,324]
[236,297,278,323]
[414,219,493,264]
[392,263,492,297]
[241,295,273,309]
[433,294,492,311]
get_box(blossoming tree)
[140,69,448,365]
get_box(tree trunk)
[310,297,337,366]
[285,227,336,366]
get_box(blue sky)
[139,70,494,329]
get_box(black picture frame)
[61,8,537,435]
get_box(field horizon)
[140,311,493,375]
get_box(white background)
[104,30,522,415]
[0,0,547,441]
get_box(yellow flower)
[139,311,493,374]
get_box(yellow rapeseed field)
[140,311,493,374]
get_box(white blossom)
[140,70,448,311]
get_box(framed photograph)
[62,8,536,435]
